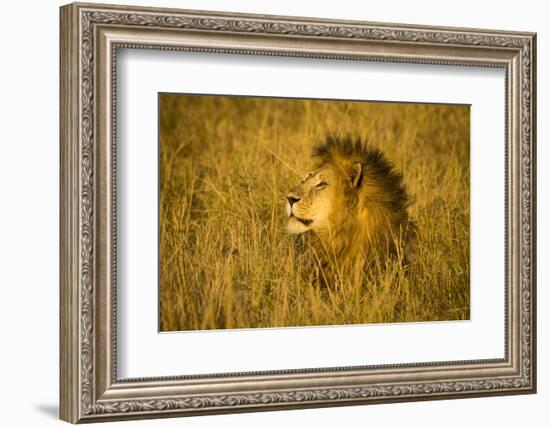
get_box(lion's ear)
[349,162,362,188]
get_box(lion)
[286,135,416,284]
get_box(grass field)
[159,94,470,332]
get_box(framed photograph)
[60,2,536,423]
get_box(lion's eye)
[316,181,328,190]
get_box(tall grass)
[159,94,470,331]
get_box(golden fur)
[286,135,416,282]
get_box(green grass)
[159,94,470,331]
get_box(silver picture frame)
[60,2,536,423]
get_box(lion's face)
[286,166,339,235]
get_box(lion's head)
[286,162,360,236]
[286,135,415,271]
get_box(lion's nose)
[287,195,301,207]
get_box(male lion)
[286,135,416,283]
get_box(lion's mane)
[305,135,416,275]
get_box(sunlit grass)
[159,94,470,331]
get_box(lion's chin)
[286,216,312,234]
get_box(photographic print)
[159,94,470,332]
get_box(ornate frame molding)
[60,2,536,423]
